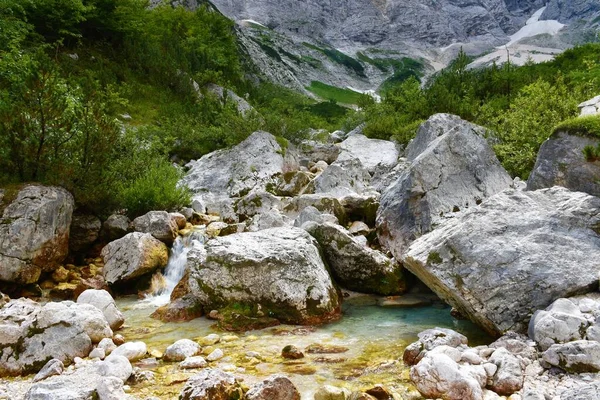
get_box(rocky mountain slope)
[202,0,599,95]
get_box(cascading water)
[144,229,206,307]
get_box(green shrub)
[116,158,191,218]
[553,114,600,138]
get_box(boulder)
[283,194,347,224]
[69,214,101,253]
[77,289,125,330]
[181,131,287,198]
[235,191,282,220]
[403,187,600,335]
[132,211,179,244]
[410,352,484,400]
[306,222,405,295]
[101,214,130,241]
[527,130,600,197]
[293,206,338,229]
[0,185,74,284]
[110,341,147,361]
[488,348,523,395]
[246,374,300,400]
[276,171,313,197]
[170,212,188,229]
[378,114,512,257]
[528,297,591,351]
[181,227,341,326]
[164,339,200,362]
[179,368,244,400]
[338,134,399,173]
[101,232,168,285]
[310,157,372,197]
[298,140,341,164]
[33,359,64,382]
[0,299,112,376]
[403,328,468,366]
[25,355,132,400]
[246,210,290,232]
[542,340,600,373]
[578,95,600,116]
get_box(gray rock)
[246,210,290,232]
[69,214,101,253]
[101,233,168,285]
[298,140,341,165]
[488,348,523,396]
[77,290,124,331]
[338,134,399,173]
[305,222,405,295]
[410,352,484,400]
[314,385,351,400]
[181,131,286,198]
[293,206,338,228]
[542,340,600,373]
[235,191,281,220]
[179,368,244,400]
[0,299,112,376]
[403,187,600,335]
[180,356,207,369]
[25,355,132,400]
[164,339,200,362]
[97,338,117,356]
[283,194,347,226]
[528,298,590,351]
[206,348,224,362]
[246,374,300,400]
[527,131,600,196]
[378,114,512,257]
[101,215,130,241]
[310,157,372,197]
[403,328,468,366]
[542,0,600,24]
[110,342,147,362]
[0,185,74,284]
[132,211,179,244]
[182,227,341,325]
[33,359,64,382]
[561,381,600,400]
[276,171,314,197]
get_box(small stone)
[98,338,117,356]
[90,347,106,360]
[208,310,220,320]
[111,341,147,361]
[164,339,201,362]
[199,333,221,345]
[33,359,64,382]
[207,348,224,362]
[281,345,304,359]
[314,385,351,400]
[113,334,125,346]
[180,356,208,369]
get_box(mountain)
[204,0,599,97]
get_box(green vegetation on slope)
[0,0,350,217]
[306,81,369,105]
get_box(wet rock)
[314,385,352,400]
[0,185,74,284]
[0,299,112,376]
[410,352,484,400]
[182,227,341,327]
[111,341,147,361]
[180,356,207,369]
[378,114,512,257]
[281,345,304,359]
[69,214,101,253]
[403,328,468,366]
[170,212,187,229]
[33,359,64,382]
[77,289,124,330]
[206,348,224,362]
[181,131,287,198]
[132,211,179,244]
[246,374,300,400]
[164,339,200,362]
[101,214,131,241]
[179,368,244,400]
[403,187,600,335]
[542,340,600,373]
[101,233,168,285]
[306,222,404,295]
[338,134,399,174]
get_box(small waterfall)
[144,230,205,307]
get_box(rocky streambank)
[1,105,600,399]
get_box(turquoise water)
[117,293,490,399]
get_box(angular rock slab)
[306,222,405,295]
[181,131,287,198]
[527,130,600,197]
[101,232,168,285]
[338,133,399,173]
[403,187,600,336]
[378,114,512,257]
[0,185,74,284]
[185,227,341,325]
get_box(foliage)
[303,43,365,77]
[554,114,600,138]
[306,81,369,105]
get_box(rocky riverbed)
[1,106,600,399]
